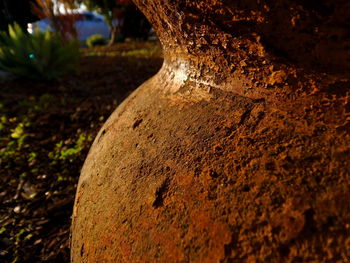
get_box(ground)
[0,41,163,263]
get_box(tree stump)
[71,1,350,262]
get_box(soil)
[0,42,163,263]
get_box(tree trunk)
[71,0,350,262]
[108,25,119,45]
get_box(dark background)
[0,0,38,31]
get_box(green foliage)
[15,229,26,244]
[0,23,80,80]
[18,93,55,113]
[49,133,92,163]
[0,113,30,168]
[28,152,37,162]
[0,93,93,184]
[48,132,92,181]
[0,227,6,235]
[86,34,107,48]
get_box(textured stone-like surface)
[71,1,350,262]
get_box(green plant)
[77,0,133,45]
[86,34,108,48]
[0,116,30,168]
[0,23,80,80]
[19,94,55,113]
[0,227,6,235]
[49,133,92,163]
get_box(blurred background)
[1,0,154,44]
[0,1,162,262]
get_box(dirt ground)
[0,41,163,263]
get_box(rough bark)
[71,1,350,262]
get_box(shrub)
[0,23,80,80]
[86,34,108,48]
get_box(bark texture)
[71,0,350,262]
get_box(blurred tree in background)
[79,0,129,44]
[31,0,79,41]
[0,0,152,43]
[80,0,150,44]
